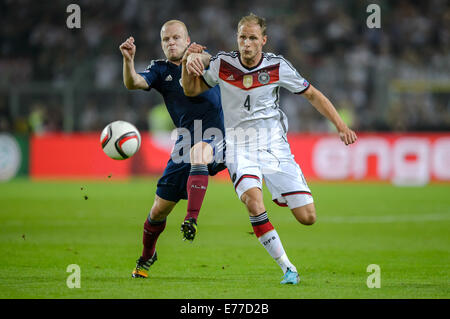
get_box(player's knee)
[241,194,265,215]
[247,200,266,215]
[190,142,213,165]
[302,212,316,225]
[293,204,316,225]
[149,197,174,220]
[149,206,166,221]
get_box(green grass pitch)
[0,178,449,299]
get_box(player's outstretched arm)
[303,85,357,145]
[181,49,211,97]
[119,36,149,90]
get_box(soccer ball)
[100,121,141,160]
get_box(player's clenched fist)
[339,127,358,146]
[187,42,206,54]
[120,36,136,61]
[182,42,206,63]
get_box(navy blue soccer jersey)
[138,59,224,142]
[138,59,225,202]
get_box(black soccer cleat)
[131,251,158,278]
[181,218,198,242]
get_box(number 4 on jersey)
[244,95,251,111]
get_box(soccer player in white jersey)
[181,14,357,284]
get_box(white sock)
[276,253,297,274]
[258,229,297,274]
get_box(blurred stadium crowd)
[0,0,449,134]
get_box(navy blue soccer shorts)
[156,137,226,202]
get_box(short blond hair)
[160,20,189,38]
[237,13,266,36]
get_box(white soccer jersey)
[202,51,310,150]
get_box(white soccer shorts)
[226,147,314,209]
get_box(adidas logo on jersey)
[165,75,173,81]
[226,74,235,81]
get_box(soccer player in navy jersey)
[119,20,226,278]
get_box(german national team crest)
[243,75,253,88]
[258,71,270,85]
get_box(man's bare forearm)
[123,58,137,89]
[304,85,357,145]
[181,60,209,96]
[123,58,147,90]
[305,85,347,131]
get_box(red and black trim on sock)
[249,212,274,237]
